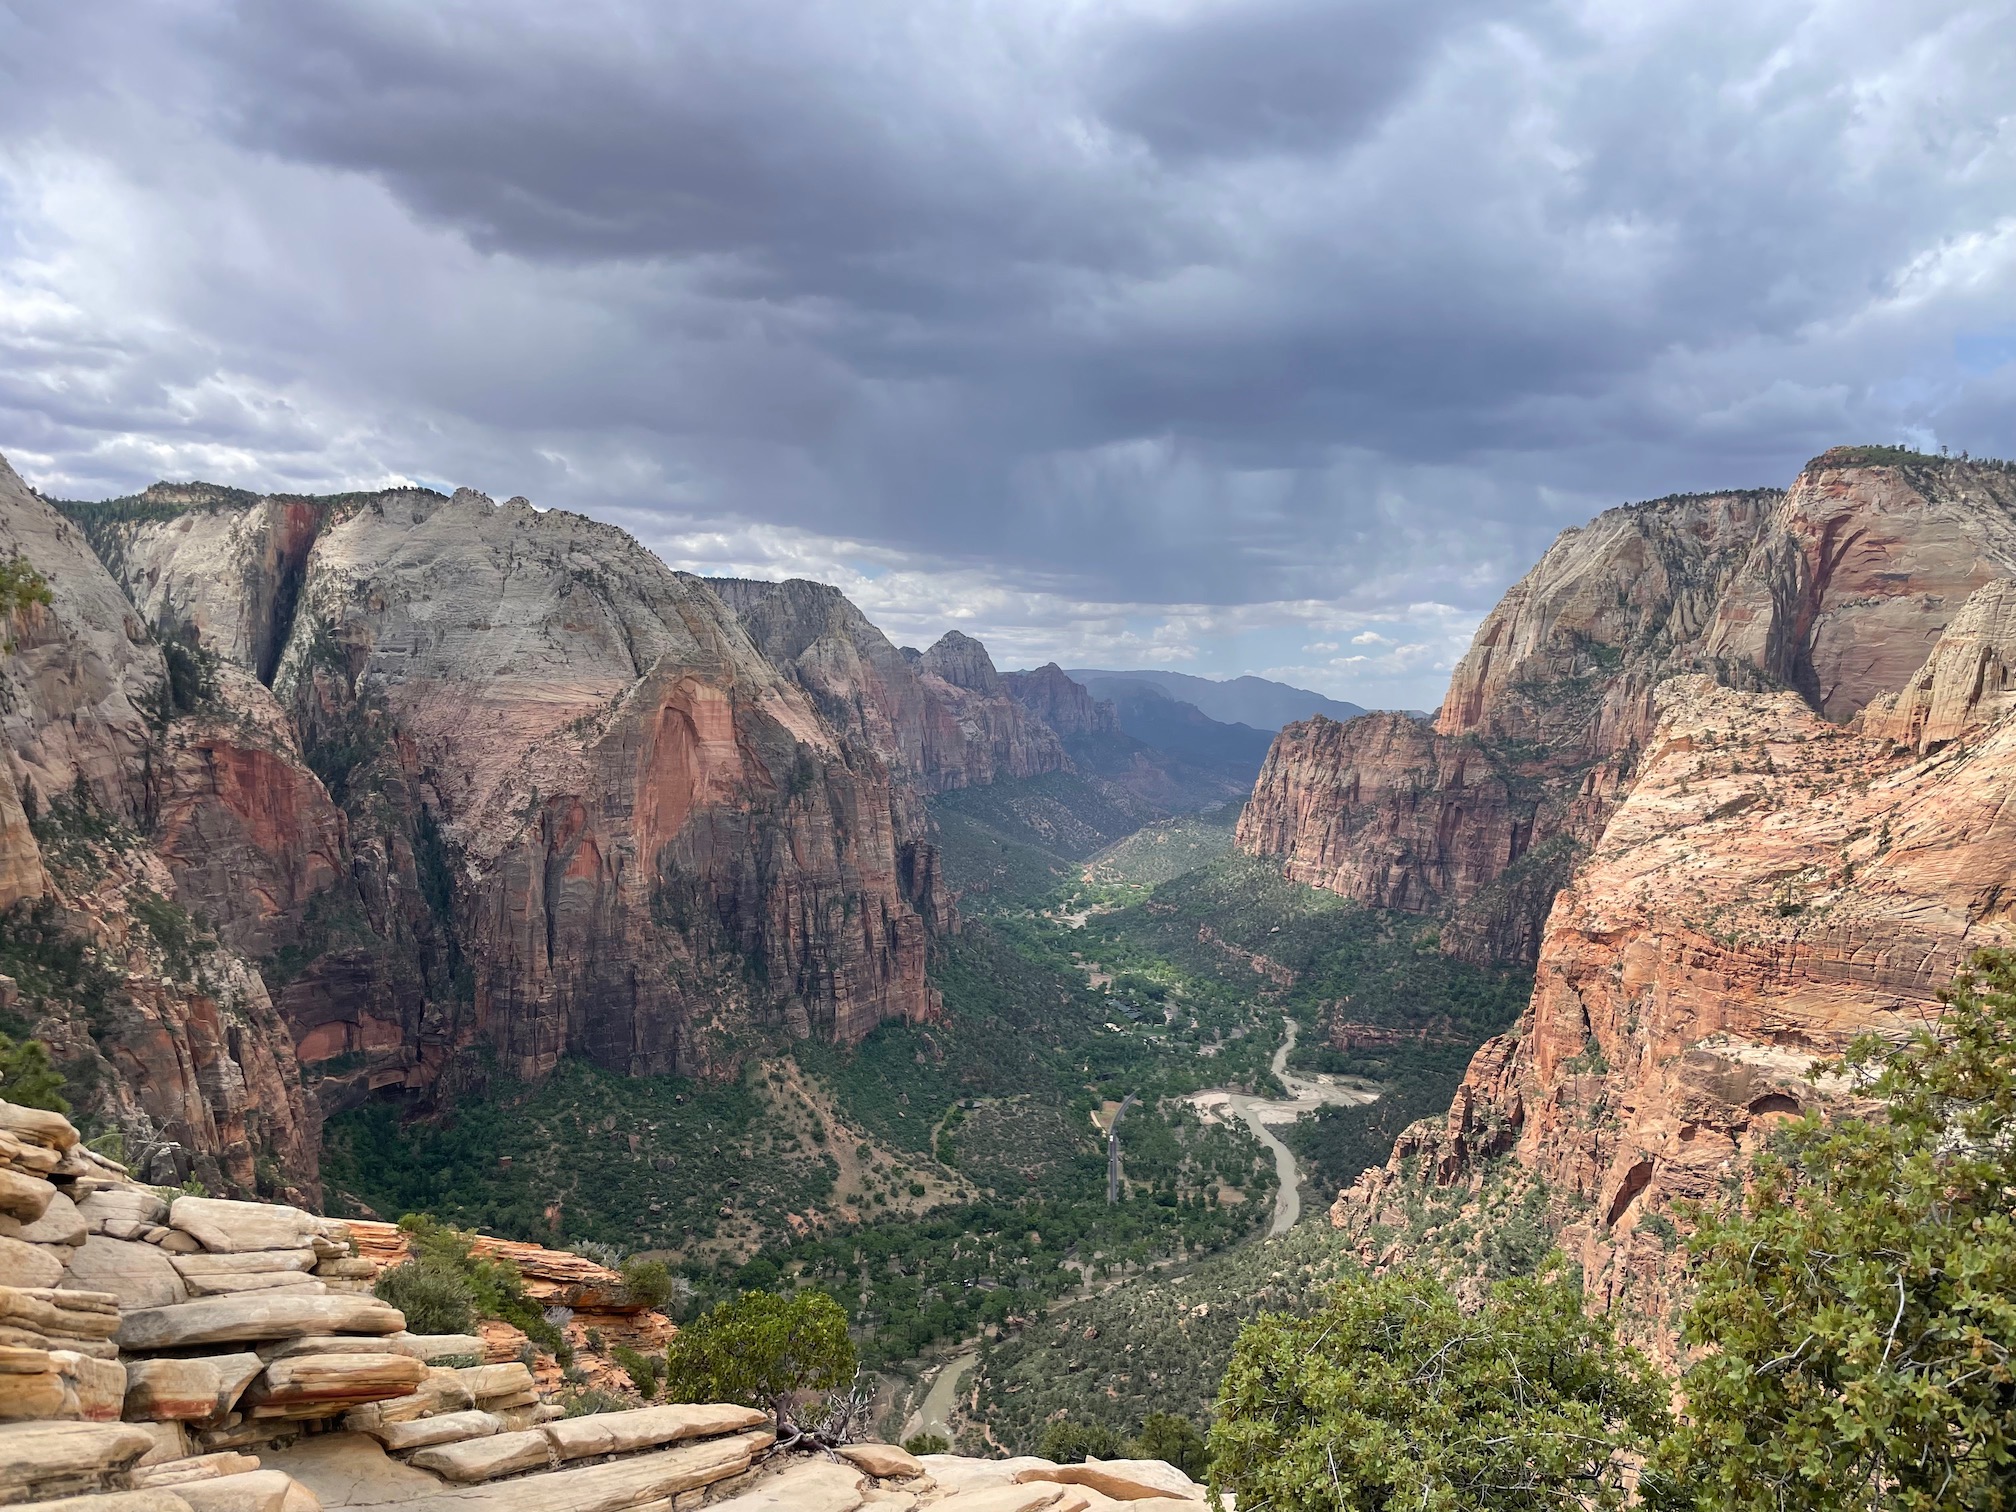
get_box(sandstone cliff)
[89,486,944,1102]
[711,578,1064,797]
[998,664,1122,741]
[0,459,319,1197]
[1241,451,2016,963]
[1332,669,2016,1356]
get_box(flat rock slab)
[62,1237,188,1311]
[261,1434,444,1510]
[120,1294,403,1351]
[20,1493,195,1512]
[1015,1462,1203,1503]
[181,1275,326,1300]
[122,1354,265,1426]
[0,1286,121,1341]
[275,1430,769,1512]
[374,1411,503,1453]
[452,1364,535,1403]
[0,1235,64,1290]
[919,1459,1059,1495]
[132,1453,264,1488]
[927,1486,1065,1512]
[707,1459,864,1512]
[13,1192,87,1246]
[172,1470,303,1512]
[76,1190,169,1229]
[168,1201,322,1256]
[0,1418,157,1501]
[247,1353,430,1411]
[541,1402,768,1462]
[839,1445,925,1480]
[0,1167,55,1225]
[406,1430,553,1483]
[173,1252,318,1278]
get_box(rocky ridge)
[0,1096,1213,1512]
[1240,452,2016,963]
[1311,450,2016,1357]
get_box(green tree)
[662,1290,856,1438]
[1039,1417,1127,1463]
[1650,949,2016,1512]
[1131,1411,1211,1480]
[1210,1263,1668,1512]
[0,1033,70,1113]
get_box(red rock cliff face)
[0,457,320,1198]
[102,486,942,1101]
[711,576,1058,802]
[1240,453,2016,963]
[998,664,1122,740]
[1333,668,2016,1358]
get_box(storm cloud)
[2,0,2012,705]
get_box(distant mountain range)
[1061,669,1367,731]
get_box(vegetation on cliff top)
[1649,948,2016,1510]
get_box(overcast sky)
[3,1,2012,708]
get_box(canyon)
[0,455,1206,1205]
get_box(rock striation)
[37,478,955,1143]
[710,578,1064,798]
[0,459,320,1197]
[1332,603,2016,1356]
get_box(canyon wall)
[1301,451,2016,1355]
[0,459,320,1199]
[5,460,1104,1195]
[1240,452,2016,962]
[102,488,945,1094]
[712,578,1066,796]
[1333,662,2016,1356]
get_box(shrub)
[619,1255,673,1310]
[1129,1411,1210,1480]
[662,1290,856,1435]
[611,1344,662,1400]
[1038,1418,1126,1463]
[0,1033,70,1113]
[1212,1263,1669,1512]
[903,1432,950,1456]
[374,1258,477,1335]
[388,1213,568,1358]
[1650,948,2016,1511]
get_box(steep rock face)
[1242,455,2016,963]
[0,457,319,1197]
[999,664,1121,739]
[712,577,1058,800]
[1332,674,2016,1358]
[1857,576,2016,754]
[904,632,1071,789]
[1240,490,1776,960]
[106,488,939,1092]
[1703,455,2016,719]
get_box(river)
[1192,1017,1378,1237]
[899,1017,1373,1440]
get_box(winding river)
[899,1017,1375,1440]
[1194,1017,1378,1237]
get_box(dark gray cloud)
[1,0,2012,706]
